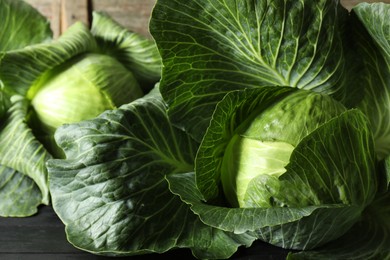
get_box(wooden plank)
[61,0,90,33]
[91,0,157,37]
[0,206,289,259]
[0,207,189,259]
[51,0,61,38]
[0,254,109,260]
[24,0,390,38]
[0,207,78,253]
[91,0,390,36]
[341,0,390,9]
[0,226,79,253]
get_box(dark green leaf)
[150,0,359,141]
[0,0,52,52]
[287,191,390,259]
[0,96,52,207]
[353,3,390,160]
[0,22,97,96]
[47,88,254,258]
[0,165,42,217]
[91,11,162,92]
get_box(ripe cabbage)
[0,2,161,216]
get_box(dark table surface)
[0,206,290,259]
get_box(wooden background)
[24,0,390,39]
[25,0,157,38]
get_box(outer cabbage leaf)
[0,12,161,98]
[150,0,360,141]
[0,22,96,216]
[0,22,97,97]
[27,53,142,133]
[0,0,52,217]
[0,96,52,210]
[91,11,162,92]
[0,165,42,217]
[47,88,255,259]
[167,171,321,233]
[352,3,390,160]
[175,88,377,250]
[0,0,52,52]
[287,191,390,260]
[167,172,363,251]
[0,9,161,217]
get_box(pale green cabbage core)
[221,134,294,208]
[220,90,347,208]
[30,74,113,132]
[27,53,143,134]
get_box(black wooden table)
[0,206,289,259]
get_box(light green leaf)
[0,165,42,217]
[0,22,97,97]
[196,87,294,200]
[27,53,142,135]
[150,0,360,141]
[0,0,53,217]
[0,0,52,52]
[0,95,52,206]
[0,18,148,157]
[91,11,162,92]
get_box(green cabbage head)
[221,90,348,208]
[167,87,378,250]
[26,53,142,137]
[0,13,161,157]
[0,9,161,217]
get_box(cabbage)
[186,87,377,250]
[0,4,161,216]
[16,0,390,259]
[0,0,52,217]
[220,90,348,208]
